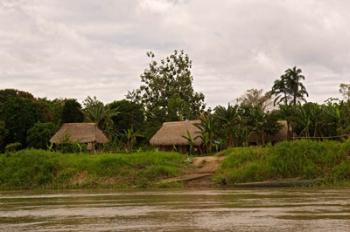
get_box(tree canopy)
[127,50,205,137]
[61,99,84,123]
[107,100,144,133]
[272,66,308,106]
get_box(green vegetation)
[0,149,185,190]
[26,122,57,149]
[215,140,350,185]
[0,50,349,155]
[61,99,84,123]
[127,50,206,138]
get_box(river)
[0,188,350,231]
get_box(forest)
[0,50,350,154]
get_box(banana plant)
[182,130,195,156]
[195,113,215,154]
[123,128,143,152]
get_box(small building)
[248,120,290,145]
[150,120,202,153]
[50,123,109,152]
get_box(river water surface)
[0,188,350,231]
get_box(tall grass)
[215,140,350,185]
[0,149,185,189]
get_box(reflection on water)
[0,188,350,231]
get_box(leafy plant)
[5,142,22,153]
[182,130,195,156]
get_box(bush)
[57,143,87,153]
[27,122,56,149]
[332,160,350,180]
[0,121,7,152]
[0,149,58,188]
[268,140,345,178]
[215,139,350,185]
[5,142,22,153]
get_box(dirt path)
[158,155,225,187]
[191,156,225,173]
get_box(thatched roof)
[248,120,289,144]
[50,123,109,144]
[270,120,289,142]
[150,120,202,146]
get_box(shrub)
[332,160,350,180]
[5,142,22,153]
[57,143,87,153]
[0,149,58,188]
[27,122,56,149]
[268,140,344,178]
[215,139,350,185]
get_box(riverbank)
[214,139,350,186]
[1,140,350,190]
[0,150,186,189]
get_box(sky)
[0,0,349,107]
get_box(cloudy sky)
[0,0,349,107]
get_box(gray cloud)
[0,0,349,106]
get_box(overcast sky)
[0,0,349,107]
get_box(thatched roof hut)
[270,120,289,142]
[150,120,202,148]
[248,120,290,145]
[50,123,109,145]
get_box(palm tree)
[213,104,240,147]
[284,67,309,105]
[271,67,308,138]
[272,67,308,106]
[83,96,119,136]
[272,77,290,106]
[237,89,273,112]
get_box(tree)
[107,100,144,134]
[0,89,34,105]
[127,50,205,137]
[27,122,56,149]
[83,96,105,124]
[271,78,290,106]
[0,121,7,152]
[272,67,308,106]
[284,67,309,105]
[340,83,350,101]
[61,99,84,123]
[35,98,64,125]
[2,97,39,146]
[237,89,273,112]
[213,104,240,147]
[278,102,340,139]
[243,106,281,145]
[82,96,118,136]
[0,89,35,121]
[271,67,308,138]
[337,101,350,135]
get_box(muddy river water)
[0,188,350,231]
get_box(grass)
[0,149,186,190]
[214,139,350,186]
[3,140,350,190]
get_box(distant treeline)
[0,50,349,153]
